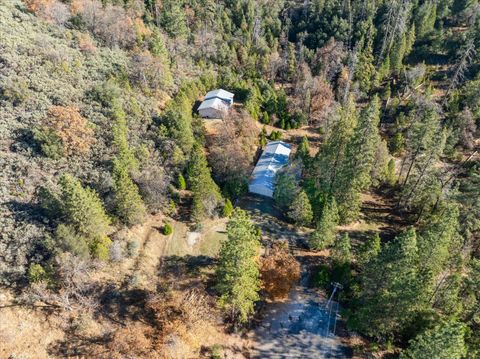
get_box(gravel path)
[250,273,348,358]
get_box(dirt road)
[238,196,350,358]
[250,266,349,359]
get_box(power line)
[325,282,343,337]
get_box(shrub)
[90,235,112,261]
[163,223,173,235]
[177,173,186,190]
[33,127,65,159]
[126,240,140,258]
[269,130,282,140]
[55,223,90,258]
[109,240,123,262]
[28,263,48,283]
[223,199,234,217]
[313,264,330,288]
[1,77,29,105]
[43,106,95,156]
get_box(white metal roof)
[198,97,229,111]
[204,89,234,100]
[249,141,291,197]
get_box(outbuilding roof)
[249,141,291,197]
[204,89,234,101]
[198,97,229,111]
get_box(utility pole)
[325,282,343,336]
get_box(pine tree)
[295,136,310,163]
[417,203,460,279]
[390,32,407,73]
[332,232,351,264]
[399,101,445,212]
[309,197,339,250]
[415,2,437,39]
[357,232,381,267]
[112,159,147,226]
[335,96,381,222]
[160,0,189,39]
[286,42,297,81]
[356,40,375,93]
[386,158,397,186]
[163,108,195,156]
[401,320,466,359]
[59,174,110,239]
[354,228,427,339]
[216,208,261,323]
[375,55,390,86]
[273,172,298,209]
[111,100,146,226]
[187,143,222,222]
[288,190,313,227]
[111,100,138,173]
[313,97,357,197]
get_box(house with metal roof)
[198,89,234,119]
[248,141,292,198]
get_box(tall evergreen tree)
[309,197,339,250]
[336,95,381,222]
[273,172,298,209]
[187,143,222,222]
[354,228,427,339]
[112,159,147,226]
[332,232,352,264]
[288,190,313,227]
[400,320,466,359]
[399,99,445,212]
[216,208,261,323]
[390,32,407,73]
[160,0,189,39]
[59,174,110,239]
[111,100,146,225]
[314,97,357,197]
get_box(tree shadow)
[158,255,217,294]
[10,128,42,156]
[48,332,111,358]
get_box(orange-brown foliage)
[261,243,301,300]
[24,0,53,13]
[310,76,335,124]
[45,106,94,155]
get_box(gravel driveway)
[250,270,349,359]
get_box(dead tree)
[443,40,476,105]
[376,0,411,67]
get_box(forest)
[0,0,479,358]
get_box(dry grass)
[0,297,65,359]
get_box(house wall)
[199,107,227,119]
[248,183,274,198]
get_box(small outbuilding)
[248,141,292,198]
[198,89,234,119]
